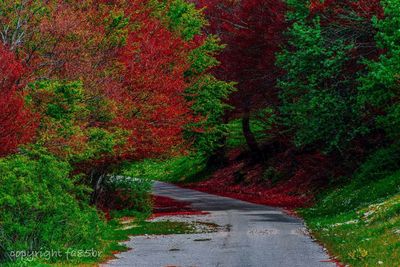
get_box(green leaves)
[185,74,235,155]
[187,35,223,76]
[25,80,124,162]
[28,80,86,120]
[0,150,107,262]
[166,0,206,40]
[103,11,130,47]
[151,0,206,40]
[358,0,400,140]
[277,17,360,151]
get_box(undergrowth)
[301,145,400,267]
[0,151,108,266]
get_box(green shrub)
[0,150,107,264]
[355,143,400,182]
[262,167,284,184]
[99,175,153,214]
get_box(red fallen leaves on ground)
[97,188,140,220]
[184,181,312,209]
[181,151,333,209]
[151,195,208,218]
[99,194,208,220]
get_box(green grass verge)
[119,220,200,236]
[301,172,400,267]
[1,212,203,267]
[122,153,209,184]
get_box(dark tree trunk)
[90,168,107,205]
[242,107,261,157]
[207,135,228,167]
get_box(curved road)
[103,182,336,267]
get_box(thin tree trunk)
[207,134,228,167]
[90,169,106,205]
[207,115,230,167]
[242,107,262,157]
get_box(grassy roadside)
[301,172,400,267]
[2,211,204,267]
[95,211,218,266]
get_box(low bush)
[0,150,107,264]
[97,175,153,215]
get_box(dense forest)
[0,0,399,266]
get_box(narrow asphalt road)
[103,182,336,267]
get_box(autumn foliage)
[0,1,230,262]
[193,0,287,155]
[112,4,192,160]
[1,0,400,264]
[0,44,37,157]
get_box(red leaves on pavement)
[151,195,208,218]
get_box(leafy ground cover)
[181,161,313,208]
[301,171,400,267]
[179,149,329,209]
[151,195,209,218]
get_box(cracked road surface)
[102,182,336,267]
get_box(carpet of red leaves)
[181,149,334,209]
[151,195,208,218]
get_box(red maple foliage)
[195,0,287,115]
[310,0,383,20]
[0,45,37,157]
[109,1,194,161]
[9,0,196,165]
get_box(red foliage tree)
[1,1,200,203]
[310,0,383,20]
[29,1,193,162]
[0,45,37,157]
[109,1,193,160]
[195,0,287,154]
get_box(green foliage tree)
[277,0,378,153]
[153,0,235,159]
[359,0,400,140]
[277,18,359,151]
[26,80,122,162]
